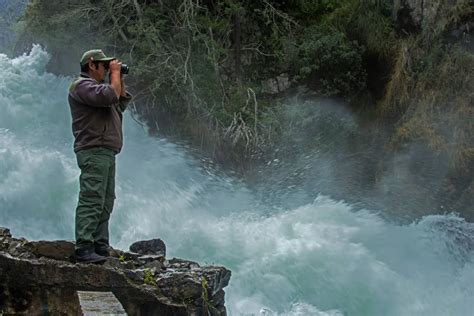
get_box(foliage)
[13,0,473,216]
[379,0,474,154]
[285,25,366,96]
[376,0,474,214]
[201,276,209,304]
[387,42,473,165]
[143,268,157,286]
[336,0,396,58]
[16,1,472,207]
[17,0,396,160]
[200,276,219,311]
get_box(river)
[0,46,473,315]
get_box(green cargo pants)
[75,147,116,251]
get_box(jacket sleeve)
[70,79,119,107]
[117,92,133,113]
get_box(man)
[68,49,132,263]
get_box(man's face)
[88,61,109,82]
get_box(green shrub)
[143,268,157,286]
[285,25,366,97]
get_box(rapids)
[1,46,473,315]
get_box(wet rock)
[111,249,140,261]
[0,227,11,238]
[7,238,30,257]
[168,258,200,270]
[142,260,165,271]
[129,239,166,257]
[122,269,144,283]
[0,236,11,252]
[102,257,135,270]
[0,228,230,315]
[24,240,75,262]
[155,265,231,310]
[133,269,148,280]
[137,254,165,264]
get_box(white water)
[1,46,473,316]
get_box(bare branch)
[262,0,299,28]
[246,87,258,137]
[242,45,278,57]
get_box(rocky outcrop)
[0,0,28,50]
[261,74,291,94]
[393,0,473,41]
[0,227,231,315]
[393,0,442,31]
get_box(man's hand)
[109,59,122,98]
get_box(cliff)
[0,227,231,315]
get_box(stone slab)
[77,291,126,315]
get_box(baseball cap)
[80,49,115,67]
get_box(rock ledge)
[0,227,230,315]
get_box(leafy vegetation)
[14,0,473,218]
[143,268,157,286]
[16,0,391,158]
[376,0,473,217]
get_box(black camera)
[121,64,130,75]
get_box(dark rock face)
[393,0,443,30]
[393,0,452,36]
[393,0,472,42]
[393,0,423,35]
[0,229,230,315]
[130,239,166,257]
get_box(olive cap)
[80,49,115,67]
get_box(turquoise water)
[1,46,473,315]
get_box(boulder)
[156,266,231,311]
[168,257,200,270]
[129,239,166,257]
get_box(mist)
[245,95,469,223]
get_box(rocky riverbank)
[0,227,231,315]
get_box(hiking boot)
[75,248,107,264]
[95,245,110,257]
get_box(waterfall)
[1,46,473,316]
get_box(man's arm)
[108,60,122,98]
[70,60,126,107]
[71,79,118,107]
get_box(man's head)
[80,49,115,82]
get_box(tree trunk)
[233,10,242,83]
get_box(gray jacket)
[68,72,132,153]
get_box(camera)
[121,64,130,75]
